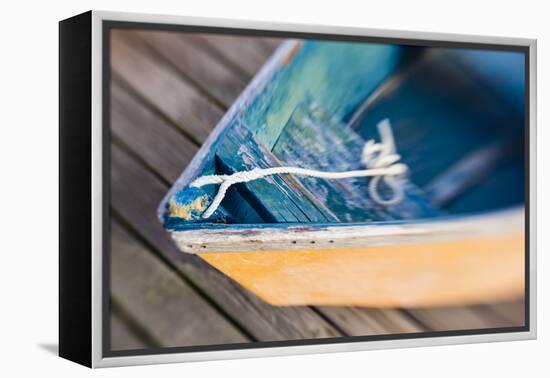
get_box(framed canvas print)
[59,10,537,368]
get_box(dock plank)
[318,307,424,335]
[485,300,525,326]
[136,30,248,107]
[406,302,525,331]
[110,310,150,351]
[111,30,221,144]
[111,79,198,183]
[111,220,248,346]
[190,34,283,78]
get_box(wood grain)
[111,221,248,347]
[110,309,151,351]
[406,301,525,331]
[189,34,284,78]
[215,123,332,223]
[318,307,423,335]
[111,79,198,183]
[137,30,247,107]
[111,30,221,144]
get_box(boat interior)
[162,40,526,230]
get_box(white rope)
[191,119,408,219]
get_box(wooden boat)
[158,39,526,307]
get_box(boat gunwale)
[168,207,524,254]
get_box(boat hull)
[169,208,524,307]
[199,232,523,307]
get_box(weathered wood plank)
[111,220,248,346]
[111,142,342,340]
[110,29,222,144]
[257,38,285,55]
[215,122,333,223]
[110,310,150,351]
[241,41,404,149]
[136,30,248,108]
[483,300,525,326]
[318,307,424,335]
[111,79,199,183]
[191,34,283,78]
[406,301,525,331]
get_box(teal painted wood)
[245,41,405,149]
[215,120,334,223]
[271,100,441,222]
[162,118,336,226]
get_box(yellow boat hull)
[200,232,524,307]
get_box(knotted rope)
[191,119,408,219]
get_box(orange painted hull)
[200,232,524,307]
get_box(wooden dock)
[109,29,525,350]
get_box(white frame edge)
[90,9,537,368]
[91,11,104,368]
